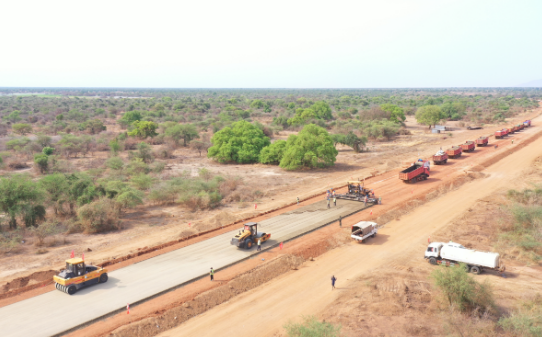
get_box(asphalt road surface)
[0,199,368,337]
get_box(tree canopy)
[128,121,158,139]
[415,105,445,128]
[279,124,338,170]
[259,140,287,165]
[208,120,270,163]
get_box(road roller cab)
[53,258,108,295]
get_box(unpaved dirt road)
[0,200,370,337]
[156,124,542,337]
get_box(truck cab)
[424,242,443,259]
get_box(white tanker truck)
[424,241,505,274]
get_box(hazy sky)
[1,0,540,88]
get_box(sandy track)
[0,200,370,337]
[156,124,542,337]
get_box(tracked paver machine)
[335,181,378,204]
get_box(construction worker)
[378,197,382,205]
[512,140,514,144]
[327,199,330,209]
[333,196,336,207]
[257,239,261,251]
[297,197,299,205]
[364,196,367,206]
[210,268,214,281]
[331,275,337,290]
[339,215,342,227]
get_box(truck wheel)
[410,178,416,184]
[246,240,252,249]
[444,159,447,164]
[100,273,108,283]
[429,257,437,265]
[67,285,77,295]
[470,266,481,275]
[371,233,376,238]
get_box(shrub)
[128,121,158,139]
[498,296,542,337]
[12,123,32,135]
[77,198,121,233]
[284,316,342,337]
[130,173,155,190]
[42,147,54,156]
[105,157,124,170]
[431,263,495,313]
[260,140,287,165]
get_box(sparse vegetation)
[284,316,342,337]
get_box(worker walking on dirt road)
[297,197,299,205]
[339,215,342,227]
[333,196,336,207]
[331,275,337,290]
[257,239,261,251]
[210,268,214,281]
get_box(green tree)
[260,140,287,165]
[128,121,158,139]
[287,108,317,126]
[6,110,21,123]
[284,316,342,337]
[34,153,49,174]
[381,104,406,123]
[415,105,445,128]
[0,174,45,229]
[249,99,265,109]
[12,123,32,135]
[39,173,68,215]
[42,147,54,156]
[441,102,466,120]
[208,120,270,163]
[279,124,338,170]
[332,132,367,153]
[84,119,106,134]
[165,124,199,146]
[310,101,333,120]
[118,111,142,128]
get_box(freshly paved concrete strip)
[0,200,368,337]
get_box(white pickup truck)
[351,221,378,243]
[424,241,505,274]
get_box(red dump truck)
[460,141,475,152]
[495,129,509,139]
[524,120,531,127]
[475,136,489,147]
[432,150,448,165]
[510,125,518,133]
[516,124,524,131]
[399,160,430,183]
[446,146,462,159]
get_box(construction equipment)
[230,222,271,249]
[335,181,377,203]
[495,128,509,139]
[53,258,108,295]
[475,136,489,147]
[399,160,430,183]
[351,221,378,243]
[425,241,505,274]
[524,120,531,127]
[460,141,475,152]
[446,146,462,159]
[432,149,448,165]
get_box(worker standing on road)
[257,239,261,251]
[333,196,336,207]
[512,140,514,144]
[378,197,382,205]
[364,196,367,206]
[297,197,299,205]
[331,275,337,290]
[327,199,330,209]
[339,215,342,227]
[210,268,214,281]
